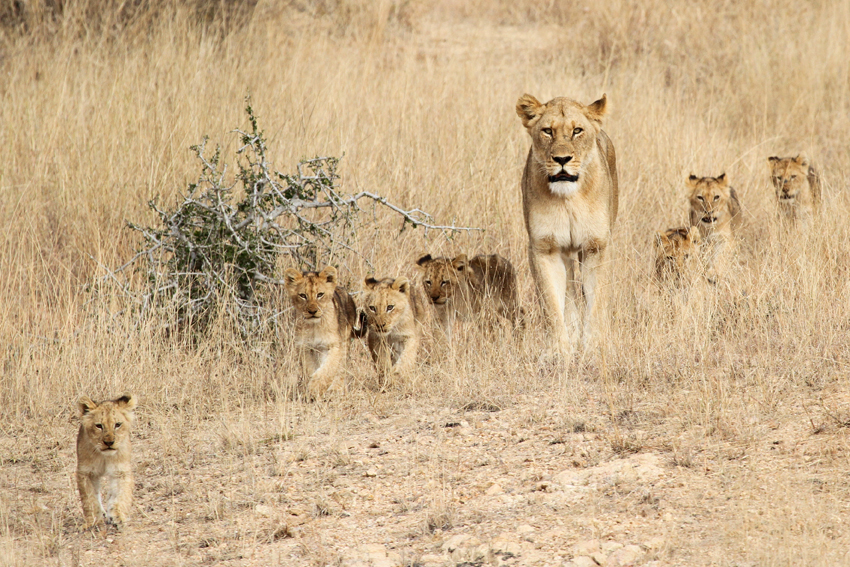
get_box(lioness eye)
[316,292,324,299]
[369,306,376,312]
[542,128,553,136]
[573,127,583,136]
[298,293,307,300]
[115,423,121,429]
[95,424,103,430]
[387,305,394,312]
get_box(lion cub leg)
[77,472,104,528]
[302,342,345,400]
[102,468,133,527]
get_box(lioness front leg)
[578,248,605,349]
[530,245,575,355]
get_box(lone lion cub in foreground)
[516,93,618,355]
[284,266,361,400]
[416,252,522,339]
[76,394,137,529]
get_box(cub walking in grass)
[362,276,428,388]
[687,173,741,283]
[76,394,137,529]
[416,252,523,339]
[654,226,703,287]
[284,266,362,400]
[768,155,821,226]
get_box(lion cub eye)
[369,306,377,312]
[790,175,798,180]
[441,281,448,287]
[572,127,583,136]
[95,424,104,430]
[316,292,324,299]
[713,195,720,201]
[298,293,307,300]
[424,280,431,286]
[541,128,553,137]
[386,305,395,312]
[114,423,122,429]
[696,195,704,201]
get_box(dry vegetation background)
[2,0,850,565]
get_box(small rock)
[567,557,599,567]
[571,540,601,555]
[591,551,607,565]
[606,545,642,567]
[364,468,378,478]
[419,553,449,565]
[358,543,387,555]
[442,534,473,553]
[601,541,623,554]
[372,559,398,567]
[486,482,504,496]
[255,504,274,518]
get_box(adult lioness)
[516,94,618,354]
[768,155,821,224]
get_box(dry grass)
[2,0,850,565]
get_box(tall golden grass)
[2,0,850,563]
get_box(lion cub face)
[516,94,608,196]
[79,395,137,454]
[655,227,702,283]
[284,267,338,323]
[768,155,811,203]
[415,254,470,305]
[363,277,411,334]
[687,173,739,233]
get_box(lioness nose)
[553,155,572,165]
[307,306,318,314]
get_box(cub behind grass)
[362,276,428,388]
[654,226,703,286]
[416,253,523,339]
[687,173,742,283]
[768,155,821,224]
[284,266,363,400]
[76,394,137,529]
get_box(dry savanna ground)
[2,0,850,565]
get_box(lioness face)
[655,227,701,282]
[687,174,734,226]
[516,94,608,196]
[768,156,809,203]
[363,277,410,334]
[284,267,338,323]
[415,254,468,305]
[79,395,137,454]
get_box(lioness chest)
[526,192,610,253]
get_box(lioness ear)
[319,266,337,284]
[364,277,380,289]
[284,269,302,285]
[516,94,544,129]
[416,254,433,267]
[115,394,137,411]
[78,396,98,416]
[451,254,468,272]
[392,277,410,294]
[585,94,608,123]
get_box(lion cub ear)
[391,277,410,294]
[416,254,433,267]
[716,173,729,186]
[687,226,701,244]
[451,254,468,272]
[516,94,544,128]
[319,266,338,284]
[654,231,669,248]
[793,154,809,167]
[585,94,608,123]
[687,174,699,188]
[768,156,780,164]
[364,277,381,289]
[284,269,303,286]
[115,394,137,411]
[78,396,98,416]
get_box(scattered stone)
[364,468,378,478]
[606,545,642,567]
[571,540,601,555]
[442,534,473,553]
[601,541,623,553]
[486,482,504,496]
[566,557,599,567]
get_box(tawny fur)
[516,93,618,354]
[654,226,703,286]
[284,266,360,400]
[416,252,523,339]
[362,276,428,388]
[76,394,137,529]
[768,155,821,225]
[687,173,741,283]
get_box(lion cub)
[768,155,821,224]
[416,253,523,338]
[654,226,703,286]
[284,266,361,400]
[687,173,741,282]
[362,276,427,387]
[76,394,137,529]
